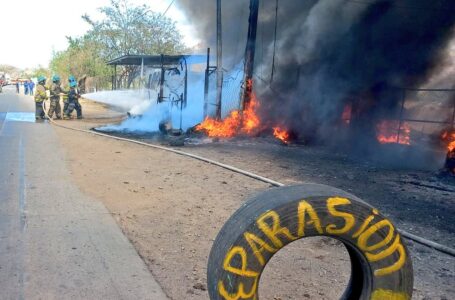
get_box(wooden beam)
[241,0,259,110]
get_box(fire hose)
[41,100,455,258]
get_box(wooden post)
[159,54,165,103]
[241,0,259,111]
[184,56,188,108]
[270,0,278,85]
[216,0,223,120]
[114,65,117,90]
[451,96,455,129]
[204,48,210,118]
[397,89,406,143]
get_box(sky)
[0,0,198,70]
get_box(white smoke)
[83,89,155,115]
[100,101,169,132]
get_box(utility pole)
[270,0,279,85]
[241,0,259,111]
[215,0,223,120]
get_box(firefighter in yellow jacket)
[48,74,65,119]
[34,75,47,120]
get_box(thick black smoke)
[176,0,455,143]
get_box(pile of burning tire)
[442,129,455,175]
[445,149,455,175]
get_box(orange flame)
[273,127,290,144]
[376,120,411,145]
[242,93,261,134]
[441,130,455,152]
[195,111,241,138]
[196,95,261,137]
[449,140,455,152]
[195,84,290,143]
[341,103,352,125]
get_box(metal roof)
[107,54,206,67]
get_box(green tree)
[29,65,51,79]
[50,35,111,87]
[82,0,187,87]
[0,65,21,78]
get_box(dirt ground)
[53,99,454,299]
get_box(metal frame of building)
[107,54,187,103]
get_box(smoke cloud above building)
[176,0,455,142]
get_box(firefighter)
[63,75,83,119]
[63,75,74,118]
[63,76,80,119]
[75,75,84,119]
[34,75,47,120]
[48,74,64,119]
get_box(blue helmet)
[68,75,76,82]
[37,75,46,83]
[52,74,61,82]
[69,81,77,88]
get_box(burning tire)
[207,184,413,300]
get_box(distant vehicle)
[0,72,11,85]
[4,73,11,85]
[0,73,5,92]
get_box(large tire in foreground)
[207,184,413,300]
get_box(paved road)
[0,86,167,299]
